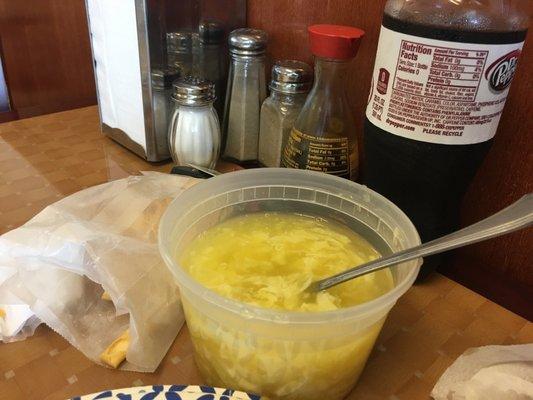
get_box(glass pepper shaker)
[151,67,180,157]
[282,25,364,180]
[168,77,221,168]
[197,20,226,119]
[258,60,312,167]
[223,28,268,165]
[166,31,193,76]
[191,32,201,76]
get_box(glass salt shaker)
[151,67,180,157]
[258,60,312,167]
[166,31,192,76]
[168,77,221,168]
[223,28,268,164]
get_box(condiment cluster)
[163,25,364,180]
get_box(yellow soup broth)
[180,212,393,312]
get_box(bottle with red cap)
[281,24,364,180]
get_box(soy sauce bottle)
[282,25,365,180]
[363,0,529,278]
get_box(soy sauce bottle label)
[282,128,350,178]
[366,26,524,145]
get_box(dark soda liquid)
[363,14,527,279]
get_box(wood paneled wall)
[248,0,532,318]
[0,0,96,118]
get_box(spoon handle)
[315,194,533,292]
[186,163,221,176]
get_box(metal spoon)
[186,163,221,176]
[307,194,533,293]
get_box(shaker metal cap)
[270,60,313,93]
[151,67,180,89]
[228,28,268,56]
[171,76,216,106]
[199,20,225,44]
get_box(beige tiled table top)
[0,107,531,400]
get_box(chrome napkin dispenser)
[85,0,245,162]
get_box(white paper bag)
[0,172,198,372]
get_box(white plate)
[74,384,261,400]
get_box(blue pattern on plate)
[164,393,182,400]
[139,392,159,400]
[168,385,188,392]
[94,391,113,399]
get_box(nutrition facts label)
[282,128,350,178]
[408,43,488,102]
[367,26,524,145]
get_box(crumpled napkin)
[432,344,533,400]
[0,172,197,372]
[0,304,39,343]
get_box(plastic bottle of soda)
[364,0,529,278]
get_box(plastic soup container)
[159,168,421,400]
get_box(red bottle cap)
[308,24,365,60]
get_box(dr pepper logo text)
[485,49,521,92]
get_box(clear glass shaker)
[258,60,312,167]
[197,20,227,119]
[151,67,180,157]
[282,25,364,180]
[168,77,221,168]
[223,28,268,164]
[166,31,192,76]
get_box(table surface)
[0,107,531,400]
